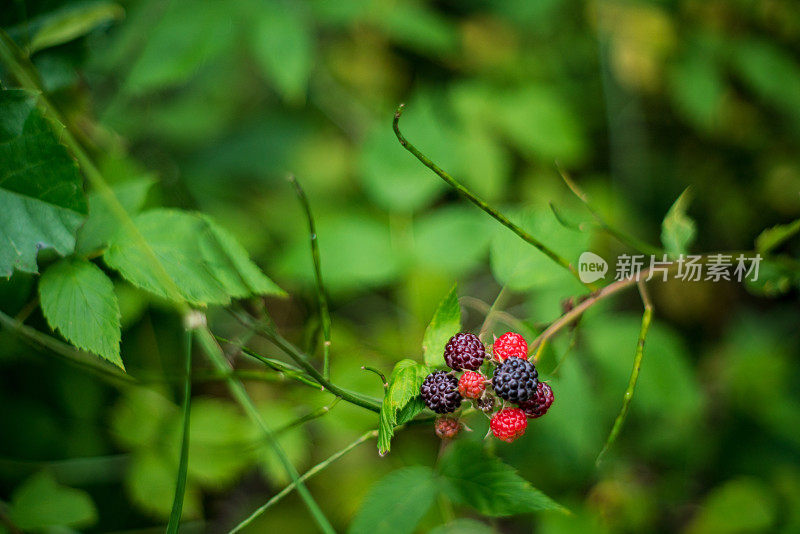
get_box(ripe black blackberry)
[420,371,462,413]
[492,357,539,403]
[444,333,486,371]
[519,382,554,418]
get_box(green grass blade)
[166,328,193,534]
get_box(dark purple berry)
[492,357,539,403]
[444,333,486,371]
[519,382,554,418]
[420,371,462,414]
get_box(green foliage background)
[2,0,800,532]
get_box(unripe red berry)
[435,417,461,439]
[458,371,486,399]
[493,332,528,361]
[490,408,527,443]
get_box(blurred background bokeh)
[2,0,800,532]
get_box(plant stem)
[234,311,382,413]
[0,310,134,387]
[361,366,388,390]
[216,336,322,389]
[0,34,334,533]
[289,175,332,380]
[229,430,378,534]
[393,104,597,291]
[596,280,653,465]
[194,328,336,534]
[167,328,193,534]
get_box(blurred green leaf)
[76,177,154,254]
[249,2,314,102]
[375,3,458,56]
[490,207,589,291]
[755,218,800,254]
[669,51,725,130]
[685,478,776,534]
[39,258,122,367]
[422,283,461,367]
[9,471,97,530]
[439,441,565,516]
[348,466,439,534]
[110,388,177,450]
[0,89,86,277]
[254,401,311,486]
[126,450,202,519]
[104,209,285,305]
[125,0,233,93]
[429,519,495,534]
[730,39,800,123]
[414,207,493,275]
[378,359,431,455]
[744,259,797,297]
[29,2,124,53]
[661,188,696,258]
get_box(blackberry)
[420,371,462,413]
[476,393,495,414]
[492,357,539,403]
[444,333,486,371]
[519,382,554,418]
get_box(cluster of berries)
[420,331,554,443]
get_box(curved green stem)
[596,280,653,465]
[393,104,596,291]
[289,175,332,380]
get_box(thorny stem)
[394,104,598,291]
[289,175,332,380]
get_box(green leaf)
[29,2,125,53]
[414,207,494,276]
[661,188,696,258]
[685,478,776,534]
[429,519,495,534]
[348,466,439,534]
[76,177,154,254]
[126,450,202,519]
[38,258,122,367]
[0,89,87,277]
[104,209,285,305]
[490,208,590,292]
[745,259,797,297]
[249,2,314,102]
[439,441,566,516]
[9,471,97,530]
[377,359,431,455]
[422,283,461,367]
[755,218,800,254]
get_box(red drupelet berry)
[458,371,486,399]
[493,332,528,361]
[490,408,528,443]
[435,417,461,439]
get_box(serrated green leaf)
[439,441,566,516]
[249,2,313,102]
[76,177,154,254]
[38,258,122,367]
[422,283,461,367]
[9,471,97,530]
[29,2,125,53]
[396,396,426,425]
[377,359,431,455]
[348,466,439,534]
[0,89,87,277]
[755,219,800,254]
[104,209,285,305]
[661,188,696,258]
